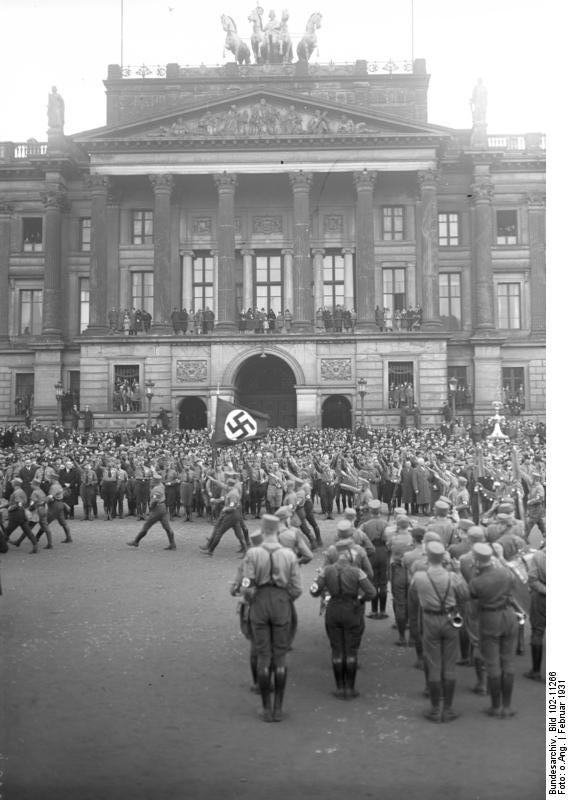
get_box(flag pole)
[120,0,124,69]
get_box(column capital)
[417,168,439,192]
[281,247,294,257]
[0,202,13,217]
[150,174,175,195]
[353,169,377,192]
[241,248,255,257]
[181,249,195,258]
[470,179,494,203]
[41,187,67,211]
[525,191,546,209]
[311,247,325,257]
[87,174,109,196]
[341,246,355,256]
[213,172,237,193]
[289,170,312,191]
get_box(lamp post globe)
[357,377,368,426]
[54,379,64,425]
[145,380,155,429]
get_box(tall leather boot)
[501,672,516,718]
[473,658,486,695]
[485,675,502,717]
[331,658,346,699]
[249,655,259,693]
[314,526,322,547]
[344,657,359,699]
[272,666,287,722]
[442,679,459,722]
[164,529,176,550]
[524,645,544,680]
[44,526,53,550]
[257,667,273,722]
[61,522,72,543]
[424,681,441,721]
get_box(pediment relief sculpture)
[143,100,379,139]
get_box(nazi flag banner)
[213,399,269,447]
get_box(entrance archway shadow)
[235,354,296,428]
[178,397,208,430]
[321,395,352,429]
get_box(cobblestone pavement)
[0,510,544,800]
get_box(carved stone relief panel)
[176,360,208,382]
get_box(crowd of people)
[107,307,152,334]
[0,417,546,724]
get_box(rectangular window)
[502,367,525,411]
[448,366,471,408]
[388,362,414,408]
[15,373,34,416]
[131,210,153,245]
[131,272,154,318]
[79,217,91,251]
[22,218,43,251]
[496,210,518,245]
[439,273,462,329]
[79,277,90,333]
[254,254,283,314]
[113,365,141,413]
[68,370,81,409]
[323,252,345,309]
[383,267,406,313]
[438,212,459,247]
[193,254,214,312]
[382,206,404,241]
[19,289,43,334]
[497,283,521,329]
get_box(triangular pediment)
[74,88,452,146]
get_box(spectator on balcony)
[374,305,384,331]
[171,307,182,334]
[268,308,276,333]
[195,308,203,335]
[276,310,284,333]
[384,307,392,332]
[393,308,402,331]
[122,310,131,335]
[141,309,152,333]
[70,405,80,432]
[179,308,188,334]
[187,308,195,335]
[83,406,94,432]
[134,309,144,334]
[333,305,343,333]
[323,307,332,332]
[315,307,324,331]
[284,308,293,332]
[238,309,247,333]
[203,307,215,333]
[258,308,267,334]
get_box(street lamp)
[448,375,458,420]
[145,379,155,429]
[357,377,368,427]
[54,379,64,425]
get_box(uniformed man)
[200,477,247,556]
[468,542,520,718]
[389,516,414,646]
[361,500,389,620]
[127,478,176,550]
[234,514,302,722]
[524,544,546,682]
[409,541,470,722]
[310,539,376,700]
[5,477,37,554]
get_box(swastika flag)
[213,399,269,447]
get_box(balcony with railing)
[487,133,546,151]
[0,140,48,162]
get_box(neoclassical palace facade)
[0,52,545,429]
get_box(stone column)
[41,183,67,339]
[289,171,313,331]
[471,169,495,333]
[211,249,219,321]
[241,248,254,311]
[106,180,121,319]
[86,175,109,335]
[342,247,355,310]
[181,250,194,311]
[213,173,237,333]
[527,192,545,336]
[282,248,294,313]
[150,174,175,330]
[354,170,377,330]
[312,247,325,321]
[416,169,441,330]
[0,203,12,343]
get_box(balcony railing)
[0,141,47,161]
[487,134,546,151]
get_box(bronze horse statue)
[221,14,251,65]
[296,12,322,62]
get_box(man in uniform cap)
[524,543,546,682]
[388,516,414,646]
[5,477,38,554]
[230,528,264,693]
[361,499,389,620]
[468,542,520,718]
[234,514,302,722]
[127,475,176,551]
[409,541,470,722]
[427,500,456,548]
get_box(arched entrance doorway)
[234,354,296,428]
[178,396,208,430]
[321,395,352,429]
